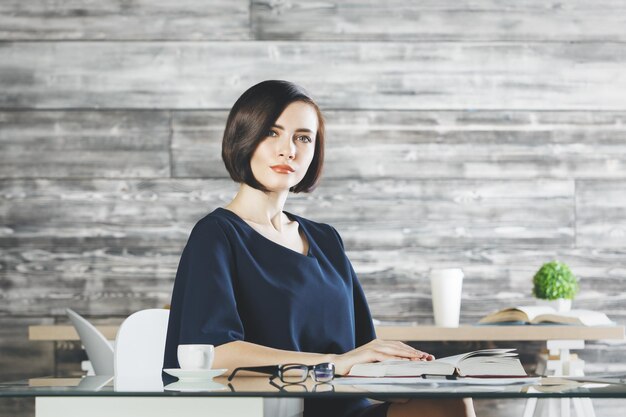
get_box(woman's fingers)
[369,340,433,360]
[391,340,421,353]
[373,339,427,353]
[395,342,433,360]
[368,339,413,353]
[388,340,434,360]
[414,351,433,360]
[375,345,419,358]
[355,339,436,364]
[355,346,409,363]
[370,352,409,363]
[339,343,437,375]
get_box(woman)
[163,80,476,417]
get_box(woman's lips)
[270,165,295,174]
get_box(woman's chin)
[258,183,293,193]
[258,178,301,193]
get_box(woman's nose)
[277,136,296,159]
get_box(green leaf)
[531,260,579,300]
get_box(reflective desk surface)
[2,375,626,399]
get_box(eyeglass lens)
[313,363,335,382]
[280,365,309,383]
[278,363,335,383]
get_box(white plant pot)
[538,298,571,312]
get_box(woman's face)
[250,101,318,192]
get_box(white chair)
[114,308,170,391]
[49,308,272,416]
[113,308,302,416]
[66,308,114,376]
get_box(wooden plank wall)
[2,1,626,415]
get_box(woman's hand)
[328,339,435,376]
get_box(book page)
[435,349,517,367]
[512,306,556,321]
[479,306,555,323]
[533,309,614,326]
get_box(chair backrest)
[66,308,114,376]
[114,308,170,378]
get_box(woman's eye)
[296,135,312,143]
[268,130,278,137]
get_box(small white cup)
[430,268,464,327]
[177,344,214,370]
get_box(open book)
[347,349,527,378]
[478,306,614,326]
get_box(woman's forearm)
[215,340,334,375]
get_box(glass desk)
[2,375,626,417]
[24,325,626,416]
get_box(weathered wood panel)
[576,180,626,248]
[0,317,54,380]
[290,179,574,248]
[172,110,626,179]
[4,109,624,181]
[0,244,181,316]
[171,111,229,178]
[0,111,171,178]
[0,177,578,316]
[2,41,626,110]
[0,178,573,248]
[0,179,238,243]
[0,0,250,40]
[2,108,623,182]
[6,1,626,43]
[252,1,626,42]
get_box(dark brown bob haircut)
[221,80,325,193]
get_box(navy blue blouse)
[163,207,377,417]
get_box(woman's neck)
[224,184,291,232]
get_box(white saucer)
[163,368,227,381]
[164,380,228,392]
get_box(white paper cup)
[430,268,464,327]
[177,344,214,370]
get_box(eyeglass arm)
[227,365,279,381]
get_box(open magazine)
[478,306,614,326]
[347,349,527,378]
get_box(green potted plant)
[532,260,579,312]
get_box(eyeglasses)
[269,380,336,392]
[227,362,335,384]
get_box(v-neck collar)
[216,207,314,259]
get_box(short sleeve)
[329,226,377,346]
[350,263,377,346]
[163,219,244,369]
